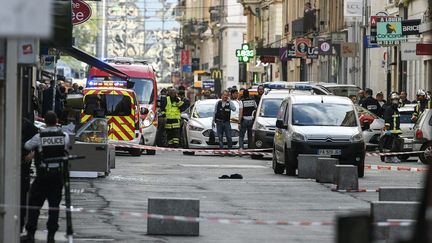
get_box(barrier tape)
[0,204,416,227]
[111,142,273,156]
[366,151,426,157]
[331,188,380,193]
[365,164,428,172]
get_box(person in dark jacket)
[382,93,402,163]
[400,91,411,107]
[412,89,431,122]
[361,88,382,117]
[254,85,265,105]
[213,90,236,149]
[239,89,256,149]
[42,80,63,119]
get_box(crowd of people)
[352,88,432,163]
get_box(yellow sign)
[211,69,222,79]
[194,80,202,88]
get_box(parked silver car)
[413,109,432,164]
[273,95,366,177]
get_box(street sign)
[318,40,332,55]
[236,44,254,63]
[295,38,311,58]
[376,17,406,45]
[416,44,432,56]
[364,35,379,48]
[72,0,92,25]
[0,0,52,37]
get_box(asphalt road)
[30,152,426,243]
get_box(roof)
[289,95,352,105]
[89,63,157,80]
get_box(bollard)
[298,154,328,179]
[335,165,358,190]
[147,198,200,236]
[379,187,423,202]
[337,213,372,243]
[316,158,339,183]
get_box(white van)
[273,95,366,177]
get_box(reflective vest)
[36,129,66,172]
[166,96,183,120]
[413,100,432,117]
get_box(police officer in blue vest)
[21,111,70,243]
[213,90,237,149]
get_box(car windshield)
[112,77,154,104]
[400,111,414,124]
[293,103,357,127]
[260,99,283,117]
[192,101,239,119]
[325,86,360,97]
[84,94,132,116]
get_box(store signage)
[18,39,39,64]
[364,35,379,48]
[344,0,363,21]
[401,43,421,61]
[181,50,190,65]
[41,55,56,73]
[260,56,276,63]
[307,47,319,59]
[286,44,297,58]
[402,19,421,35]
[295,38,311,58]
[73,0,92,25]
[376,17,406,45]
[182,64,191,73]
[370,13,392,44]
[331,32,347,44]
[236,44,254,63]
[318,40,332,55]
[279,47,288,62]
[340,42,358,57]
[416,44,432,56]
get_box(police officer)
[412,89,431,122]
[160,88,189,148]
[383,93,402,163]
[21,111,70,243]
[361,88,382,117]
[213,90,237,149]
[239,89,256,149]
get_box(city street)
[34,152,426,243]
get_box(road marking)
[179,164,267,169]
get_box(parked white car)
[181,99,240,155]
[355,105,384,149]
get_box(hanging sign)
[72,0,92,25]
[236,44,254,63]
[295,38,311,58]
[376,17,406,45]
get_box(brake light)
[416,129,423,140]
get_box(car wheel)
[285,147,296,176]
[419,142,432,164]
[146,149,156,155]
[272,149,285,174]
[130,148,142,157]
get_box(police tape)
[110,142,273,156]
[365,164,428,172]
[331,188,380,193]
[0,204,416,227]
[366,151,426,157]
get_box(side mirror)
[276,119,287,129]
[140,107,149,115]
[180,113,189,120]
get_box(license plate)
[318,149,342,156]
[403,144,412,149]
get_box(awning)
[61,46,130,81]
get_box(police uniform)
[156,94,167,147]
[23,127,70,241]
[382,104,402,159]
[162,96,187,147]
[361,96,382,117]
[239,98,256,149]
[214,100,236,149]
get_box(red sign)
[260,56,276,63]
[295,38,311,58]
[416,44,432,55]
[181,50,190,65]
[72,0,92,25]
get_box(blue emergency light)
[87,80,127,88]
